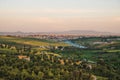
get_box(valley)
[0,35,120,80]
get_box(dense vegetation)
[0,36,120,80]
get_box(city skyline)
[0,0,120,33]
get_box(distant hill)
[0,30,119,36]
[58,30,112,35]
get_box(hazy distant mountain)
[0,30,119,36]
[59,30,114,35]
[39,30,119,36]
[0,31,25,35]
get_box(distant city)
[0,30,120,36]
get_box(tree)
[38,71,44,80]
[47,71,54,79]
[31,71,37,80]
[21,69,30,80]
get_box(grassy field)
[0,36,68,47]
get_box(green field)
[0,36,68,47]
[0,36,120,80]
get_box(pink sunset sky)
[0,0,120,33]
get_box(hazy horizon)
[0,0,120,33]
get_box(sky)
[0,0,120,33]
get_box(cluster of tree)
[0,43,31,54]
[0,52,97,80]
[0,36,120,80]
